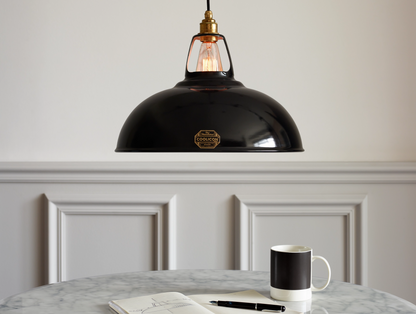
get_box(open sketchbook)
[109,290,302,314]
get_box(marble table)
[1,270,415,314]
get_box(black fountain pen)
[210,300,285,312]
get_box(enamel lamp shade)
[115,3,303,153]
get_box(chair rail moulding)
[45,194,177,284]
[0,162,416,184]
[234,194,368,285]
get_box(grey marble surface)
[1,270,415,314]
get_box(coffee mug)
[270,245,331,301]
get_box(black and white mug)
[270,245,331,301]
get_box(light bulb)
[196,41,223,72]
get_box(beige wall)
[0,0,415,162]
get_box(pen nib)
[209,301,218,305]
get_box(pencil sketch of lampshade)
[115,1,303,153]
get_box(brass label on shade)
[194,130,220,149]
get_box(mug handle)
[311,256,331,291]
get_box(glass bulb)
[196,41,223,72]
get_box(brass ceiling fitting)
[199,10,218,42]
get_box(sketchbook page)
[109,292,213,314]
[189,290,303,314]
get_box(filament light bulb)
[196,7,223,72]
[196,41,223,72]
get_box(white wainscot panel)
[46,194,177,283]
[235,194,368,285]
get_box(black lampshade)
[116,13,303,153]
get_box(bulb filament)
[196,41,223,72]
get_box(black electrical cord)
[207,0,210,11]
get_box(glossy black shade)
[116,34,303,152]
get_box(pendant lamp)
[116,1,303,153]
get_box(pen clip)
[257,303,286,313]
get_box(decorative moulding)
[234,194,368,285]
[0,162,415,184]
[46,194,177,284]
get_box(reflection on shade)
[254,137,277,148]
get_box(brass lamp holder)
[199,0,219,42]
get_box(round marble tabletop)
[1,270,415,314]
